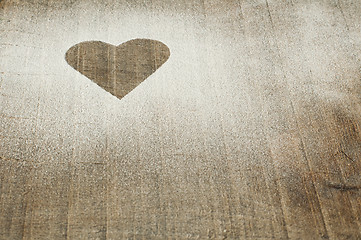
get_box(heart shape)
[65,39,170,100]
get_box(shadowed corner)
[65,38,170,100]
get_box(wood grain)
[65,39,170,100]
[0,0,360,239]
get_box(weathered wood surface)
[0,0,360,239]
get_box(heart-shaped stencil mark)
[65,39,170,100]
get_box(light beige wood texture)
[0,0,360,239]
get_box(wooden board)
[0,0,360,239]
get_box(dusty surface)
[0,0,360,239]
